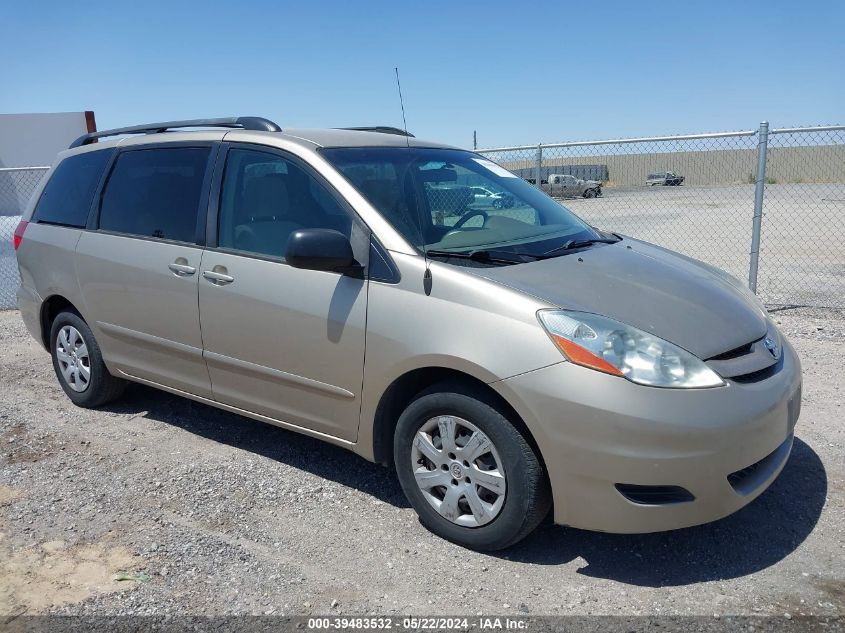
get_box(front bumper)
[492,339,802,533]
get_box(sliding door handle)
[202,270,234,285]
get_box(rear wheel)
[394,383,551,550]
[50,310,127,408]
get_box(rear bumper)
[492,339,802,533]
[17,284,44,348]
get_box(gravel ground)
[0,308,842,617]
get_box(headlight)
[538,310,725,388]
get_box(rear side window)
[32,150,112,227]
[99,147,210,243]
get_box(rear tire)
[394,382,551,550]
[50,310,127,408]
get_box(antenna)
[394,67,411,145]
[395,67,432,293]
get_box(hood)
[470,238,767,359]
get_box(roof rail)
[69,116,282,148]
[340,126,415,138]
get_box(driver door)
[198,145,370,441]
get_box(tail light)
[13,220,28,251]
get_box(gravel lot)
[0,308,843,618]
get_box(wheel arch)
[369,367,548,479]
[40,294,82,350]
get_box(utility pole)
[473,130,477,150]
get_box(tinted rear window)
[32,150,112,227]
[99,147,210,242]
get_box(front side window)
[99,147,210,242]
[33,150,112,227]
[322,147,600,260]
[217,148,351,259]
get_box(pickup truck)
[543,174,602,198]
[647,171,685,186]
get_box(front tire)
[50,310,127,408]
[394,383,551,550]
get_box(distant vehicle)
[647,171,685,186]
[469,186,514,209]
[545,174,602,198]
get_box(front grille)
[614,484,695,505]
[709,342,754,361]
[727,434,793,495]
[730,362,780,383]
[705,336,780,383]
[727,464,762,488]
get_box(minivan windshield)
[321,147,604,261]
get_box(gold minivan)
[15,117,801,550]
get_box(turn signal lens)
[551,335,623,376]
[13,220,28,251]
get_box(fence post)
[749,121,769,292]
[535,144,543,190]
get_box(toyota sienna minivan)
[14,117,802,550]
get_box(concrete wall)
[0,112,94,168]
[496,144,845,186]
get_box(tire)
[394,382,551,550]
[50,310,127,408]
[584,188,597,198]
[492,199,504,209]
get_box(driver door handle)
[203,270,235,285]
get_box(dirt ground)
[0,308,842,617]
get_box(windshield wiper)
[426,249,529,265]
[541,236,620,257]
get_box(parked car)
[647,171,685,186]
[544,174,602,198]
[15,117,801,551]
[469,186,515,209]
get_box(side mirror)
[286,228,358,274]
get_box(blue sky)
[3,0,843,148]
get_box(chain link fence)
[2,128,843,310]
[478,124,845,309]
[1,167,48,309]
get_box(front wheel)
[394,383,551,550]
[583,188,597,198]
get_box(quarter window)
[217,148,351,259]
[32,150,112,227]
[99,147,210,242]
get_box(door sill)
[115,369,357,449]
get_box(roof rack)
[69,116,282,148]
[340,126,415,138]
